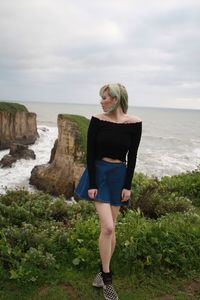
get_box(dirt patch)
[186,279,200,296]
[37,283,78,299]
[159,295,174,300]
[159,278,200,300]
[37,285,51,297]
[59,283,78,299]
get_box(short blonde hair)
[99,83,128,113]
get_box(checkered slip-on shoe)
[103,283,119,300]
[92,272,104,288]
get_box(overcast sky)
[0,0,200,109]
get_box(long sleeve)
[123,122,142,189]
[86,117,98,189]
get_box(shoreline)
[0,105,200,194]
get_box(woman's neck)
[105,108,125,122]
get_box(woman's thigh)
[95,202,120,229]
[110,205,120,224]
[95,202,114,229]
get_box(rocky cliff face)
[30,114,89,198]
[0,111,38,150]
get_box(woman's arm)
[87,117,98,189]
[123,122,142,190]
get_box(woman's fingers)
[121,189,131,201]
[88,189,130,201]
[88,189,98,199]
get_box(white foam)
[136,146,200,178]
[0,120,200,193]
[0,126,58,194]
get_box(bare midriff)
[102,157,123,163]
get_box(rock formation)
[0,143,36,168]
[30,114,89,198]
[0,155,16,168]
[0,108,38,150]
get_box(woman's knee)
[101,223,115,235]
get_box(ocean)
[0,102,200,194]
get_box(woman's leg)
[110,205,120,258]
[95,202,115,273]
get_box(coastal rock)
[0,143,36,168]
[0,155,16,168]
[48,139,58,164]
[9,143,36,160]
[0,111,38,150]
[30,114,89,198]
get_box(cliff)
[0,102,38,150]
[30,114,89,198]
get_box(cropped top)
[87,116,142,190]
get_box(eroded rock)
[30,114,89,198]
[0,143,36,168]
[0,111,38,150]
[0,154,17,168]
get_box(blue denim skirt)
[74,159,129,206]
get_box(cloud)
[0,0,200,108]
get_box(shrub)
[130,174,193,218]
[115,210,200,276]
[0,182,200,283]
[131,172,156,201]
[67,216,100,271]
[160,166,200,207]
[46,198,95,224]
[0,190,96,282]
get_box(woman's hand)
[121,189,131,202]
[88,189,98,199]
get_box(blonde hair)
[99,83,128,113]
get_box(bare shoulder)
[126,115,142,123]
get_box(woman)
[75,83,142,300]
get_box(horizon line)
[1,99,200,111]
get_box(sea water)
[0,102,199,194]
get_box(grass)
[0,269,200,300]
[0,101,28,113]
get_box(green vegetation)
[130,167,200,218]
[59,114,89,163]
[0,167,200,299]
[161,167,200,207]
[1,270,200,299]
[0,102,28,113]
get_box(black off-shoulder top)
[87,116,142,190]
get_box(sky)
[0,0,200,109]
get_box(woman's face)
[101,90,117,112]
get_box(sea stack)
[30,114,89,198]
[0,102,38,150]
